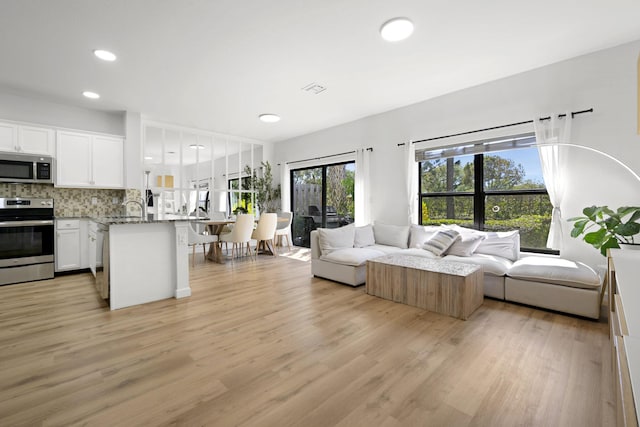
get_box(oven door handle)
[0,220,54,227]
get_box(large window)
[291,162,355,247]
[228,176,253,214]
[420,144,554,252]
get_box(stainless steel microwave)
[0,152,54,184]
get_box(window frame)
[227,176,253,215]
[289,160,356,247]
[419,152,558,255]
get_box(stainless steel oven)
[0,198,54,286]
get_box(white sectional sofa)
[310,223,602,319]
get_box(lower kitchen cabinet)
[55,219,89,272]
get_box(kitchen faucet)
[122,197,146,219]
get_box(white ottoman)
[505,256,602,319]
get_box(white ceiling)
[1,1,640,143]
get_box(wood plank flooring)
[0,248,615,426]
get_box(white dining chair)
[251,213,278,256]
[188,222,219,267]
[274,211,293,252]
[219,214,255,260]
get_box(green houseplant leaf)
[570,219,589,237]
[568,205,640,256]
[243,161,281,214]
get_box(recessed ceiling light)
[93,49,117,61]
[144,156,153,160]
[380,17,414,42]
[82,91,100,99]
[189,144,205,150]
[259,114,280,123]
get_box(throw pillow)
[354,225,375,248]
[409,224,440,248]
[475,230,520,261]
[422,229,460,256]
[373,222,410,249]
[317,224,355,256]
[446,234,485,257]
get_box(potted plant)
[243,161,281,214]
[568,205,640,256]
[233,206,248,215]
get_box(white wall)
[0,88,124,135]
[274,39,640,267]
[125,111,143,189]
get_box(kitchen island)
[91,215,190,310]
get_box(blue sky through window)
[498,147,544,184]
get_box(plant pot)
[619,243,640,250]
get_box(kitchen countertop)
[92,214,195,226]
[56,214,204,226]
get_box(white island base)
[107,221,190,310]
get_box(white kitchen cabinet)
[56,219,90,272]
[88,220,102,277]
[56,220,81,272]
[0,121,54,155]
[92,135,124,188]
[79,219,89,269]
[56,130,124,188]
[19,125,55,155]
[0,122,17,152]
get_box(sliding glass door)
[291,162,355,247]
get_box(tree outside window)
[228,176,253,215]
[420,147,554,252]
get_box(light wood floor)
[0,248,615,426]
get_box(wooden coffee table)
[366,254,484,320]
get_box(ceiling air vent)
[301,83,327,94]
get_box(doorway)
[291,161,355,247]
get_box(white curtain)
[354,148,371,225]
[279,162,290,212]
[405,142,418,225]
[534,113,572,250]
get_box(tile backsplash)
[0,183,129,217]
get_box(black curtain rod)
[397,108,593,146]
[279,147,373,166]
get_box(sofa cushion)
[423,230,460,256]
[374,222,410,249]
[403,248,439,259]
[446,234,486,257]
[475,230,520,261]
[409,225,440,249]
[508,256,601,290]
[443,253,513,276]
[320,247,385,267]
[354,225,375,248]
[445,224,484,237]
[318,225,355,256]
[368,244,406,255]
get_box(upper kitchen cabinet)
[0,121,55,156]
[56,130,124,188]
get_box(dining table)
[197,219,235,263]
[198,216,290,263]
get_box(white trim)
[286,152,356,171]
[141,117,266,145]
